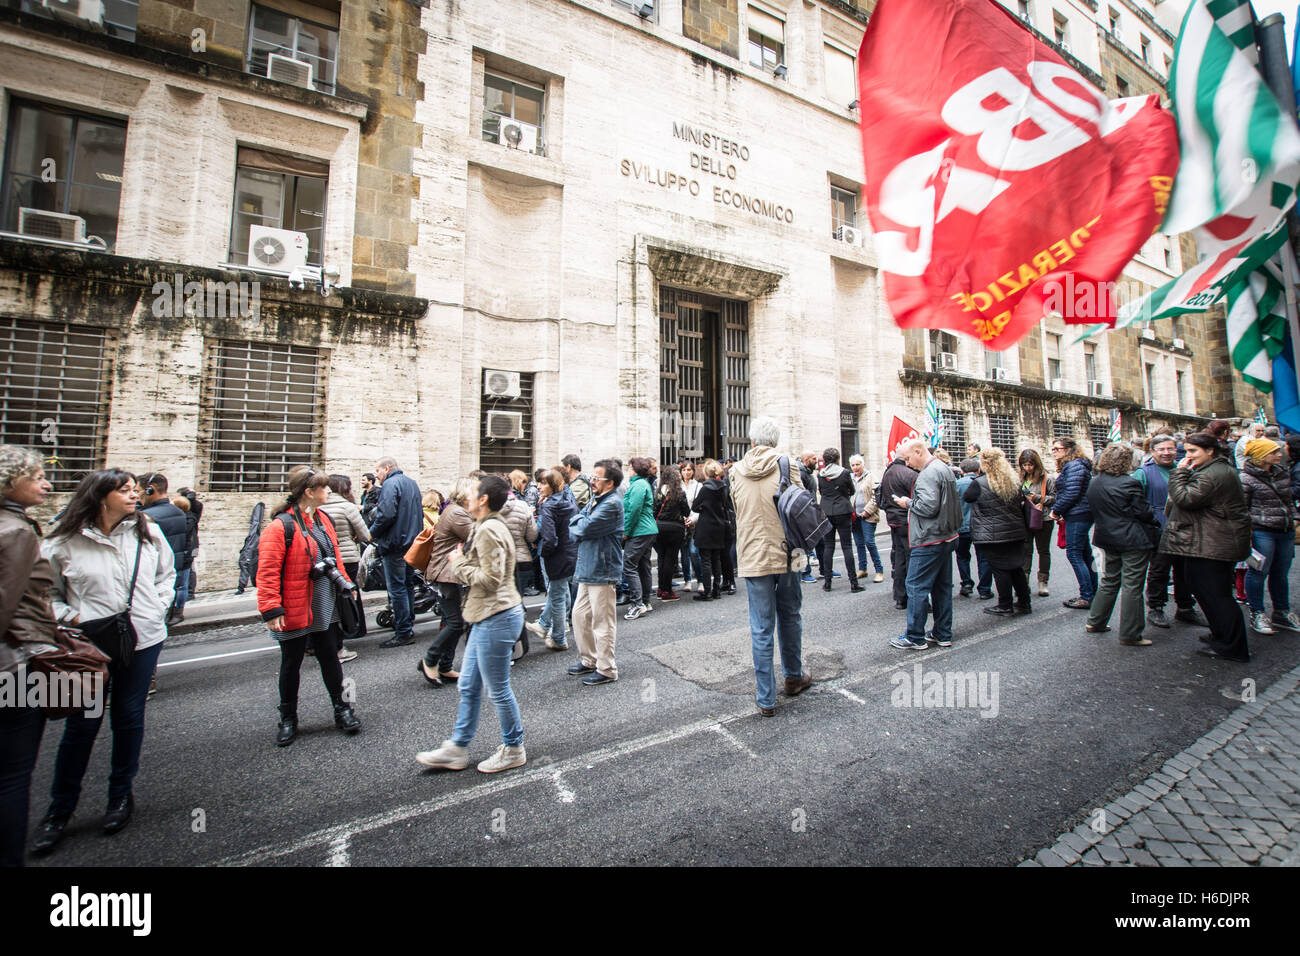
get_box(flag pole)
[1256,13,1300,424]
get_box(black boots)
[277,715,298,747]
[333,700,361,734]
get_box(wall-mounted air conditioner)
[267,53,314,89]
[989,367,1009,382]
[42,0,103,27]
[1050,378,1065,392]
[18,207,88,242]
[1112,26,1123,42]
[938,352,958,371]
[499,118,541,154]
[1061,42,1071,54]
[834,225,861,246]
[1141,328,1157,340]
[1172,338,1185,350]
[485,410,524,441]
[1088,381,1106,397]
[247,225,310,271]
[483,369,522,399]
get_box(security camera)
[287,269,305,290]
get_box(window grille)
[988,414,1016,453]
[1052,420,1074,440]
[480,371,535,475]
[204,340,323,491]
[0,317,111,491]
[940,409,967,461]
[1089,422,1110,455]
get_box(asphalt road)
[23,552,1300,867]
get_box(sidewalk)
[1021,662,1300,867]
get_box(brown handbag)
[404,526,437,572]
[24,626,111,719]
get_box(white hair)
[0,445,44,497]
[749,416,780,448]
[849,454,864,467]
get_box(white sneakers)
[416,740,526,774]
[477,745,527,774]
[524,619,546,640]
[416,740,469,770]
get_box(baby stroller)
[359,544,443,629]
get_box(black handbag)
[335,586,363,638]
[78,536,143,675]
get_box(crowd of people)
[1,412,1294,866]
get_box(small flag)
[1255,406,1268,424]
[1108,409,1121,445]
[886,415,922,465]
[924,387,944,449]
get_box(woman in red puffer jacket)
[257,466,360,747]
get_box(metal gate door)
[658,287,749,464]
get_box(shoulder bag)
[24,626,111,718]
[77,533,144,675]
[1024,478,1047,531]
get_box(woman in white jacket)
[31,469,174,856]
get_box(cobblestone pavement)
[1022,662,1300,867]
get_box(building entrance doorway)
[658,287,749,465]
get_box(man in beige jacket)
[730,416,813,717]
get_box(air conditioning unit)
[483,369,521,399]
[485,410,524,441]
[1112,26,1123,42]
[1050,377,1065,392]
[18,207,89,243]
[247,225,310,271]
[938,351,958,371]
[1088,380,1106,396]
[499,118,541,154]
[41,0,103,27]
[834,225,860,245]
[989,367,1009,382]
[1172,338,1185,349]
[1141,328,1157,340]
[267,53,314,90]
[1060,42,1071,54]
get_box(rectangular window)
[0,317,112,492]
[1144,361,1157,409]
[228,147,328,269]
[1089,422,1109,454]
[1053,11,1068,46]
[748,6,785,72]
[984,348,1003,379]
[247,3,338,95]
[930,330,958,371]
[1170,315,1182,342]
[205,340,324,492]
[830,185,858,236]
[1176,369,1187,413]
[17,0,139,42]
[824,43,856,104]
[1140,36,1150,62]
[1,99,127,252]
[940,409,967,462]
[482,72,547,156]
[839,403,860,458]
[480,370,535,474]
[1084,343,1098,384]
[1116,76,1130,96]
[989,414,1016,453]
[1045,332,1062,382]
[1019,0,1031,21]
[1108,7,1119,33]
[1052,420,1074,440]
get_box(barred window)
[940,409,967,461]
[989,414,1016,453]
[0,317,111,491]
[1052,420,1075,440]
[1089,422,1110,456]
[204,341,324,491]
[480,371,534,475]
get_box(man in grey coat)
[889,440,963,650]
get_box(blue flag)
[1274,325,1300,434]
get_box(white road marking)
[834,687,867,705]
[158,646,278,668]
[326,833,351,867]
[208,714,746,866]
[550,770,576,804]
[712,724,758,759]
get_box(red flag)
[858,0,1180,349]
[886,415,922,465]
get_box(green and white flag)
[1078,0,1300,391]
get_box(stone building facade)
[0,0,1265,590]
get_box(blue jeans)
[48,641,164,815]
[173,567,189,609]
[681,538,703,584]
[1246,529,1294,614]
[851,519,885,574]
[905,540,956,641]
[537,574,571,643]
[380,550,417,638]
[1064,519,1098,601]
[745,573,804,709]
[452,604,525,748]
[955,532,993,594]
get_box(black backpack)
[774,457,830,572]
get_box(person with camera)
[34,469,175,854]
[257,466,361,747]
[0,446,58,866]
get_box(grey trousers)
[1087,548,1152,644]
